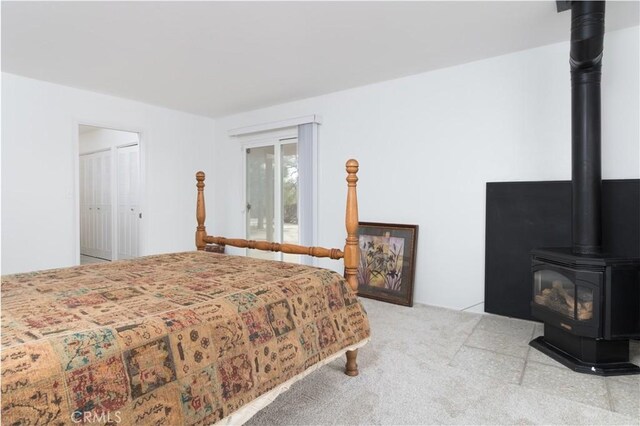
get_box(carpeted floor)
[246,298,640,425]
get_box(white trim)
[110,146,117,261]
[228,115,322,137]
[116,142,139,149]
[311,124,319,264]
[79,148,111,156]
[239,131,297,149]
[274,143,282,251]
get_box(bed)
[1,160,370,425]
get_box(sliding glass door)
[245,138,299,262]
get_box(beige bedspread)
[1,251,370,425]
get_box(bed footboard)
[195,159,360,292]
[196,159,362,376]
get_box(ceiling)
[2,1,639,118]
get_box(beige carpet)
[245,298,639,425]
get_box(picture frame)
[356,222,418,307]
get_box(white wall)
[79,127,139,154]
[211,26,640,311]
[2,73,215,274]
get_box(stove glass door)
[534,269,576,319]
[533,269,594,321]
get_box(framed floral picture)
[356,222,418,306]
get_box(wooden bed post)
[196,171,207,250]
[343,159,360,377]
[343,159,359,293]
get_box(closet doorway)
[78,125,141,264]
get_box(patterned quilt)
[1,252,370,425]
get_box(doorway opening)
[78,125,141,264]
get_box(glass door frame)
[241,128,298,261]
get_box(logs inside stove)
[529,1,640,376]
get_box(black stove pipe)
[570,1,605,255]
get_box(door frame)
[240,128,298,260]
[73,119,145,265]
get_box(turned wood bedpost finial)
[196,171,207,250]
[344,159,360,293]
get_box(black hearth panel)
[485,180,570,320]
[602,179,640,258]
[485,179,639,321]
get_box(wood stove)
[529,1,640,376]
[530,248,640,375]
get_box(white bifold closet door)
[117,145,140,259]
[80,150,113,260]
